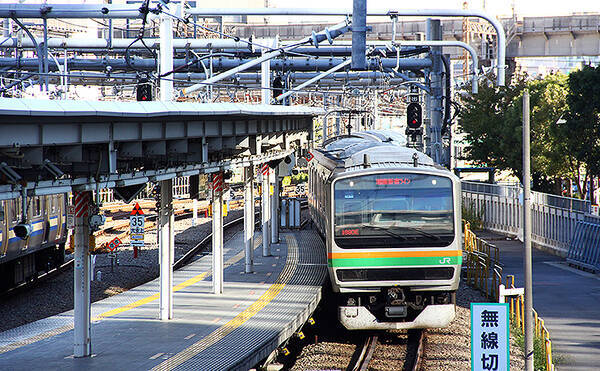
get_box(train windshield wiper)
[392,226,441,240]
[360,224,406,241]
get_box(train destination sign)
[471,303,509,371]
[375,177,412,185]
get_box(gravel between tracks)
[0,208,243,333]
[290,281,525,370]
[422,281,525,370]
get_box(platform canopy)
[0,98,321,198]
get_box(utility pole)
[523,90,534,371]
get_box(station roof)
[0,98,324,118]
[0,98,318,197]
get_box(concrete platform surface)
[0,229,326,370]
[476,230,600,371]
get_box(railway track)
[346,330,425,371]
[1,199,307,300]
[350,334,378,371]
[0,207,237,299]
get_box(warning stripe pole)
[212,172,224,294]
[73,190,92,357]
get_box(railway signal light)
[272,76,283,103]
[136,79,152,101]
[406,102,422,129]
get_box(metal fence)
[462,181,592,257]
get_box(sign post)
[130,202,145,258]
[106,236,122,272]
[67,205,75,229]
[471,303,510,371]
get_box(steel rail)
[350,334,379,371]
[408,329,426,371]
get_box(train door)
[0,200,6,256]
[11,197,24,252]
[45,196,54,243]
[56,194,64,241]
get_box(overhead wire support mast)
[390,40,479,94]
[180,21,351,95]
[186,7,506,86]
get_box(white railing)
[462,181,591,257]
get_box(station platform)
[0,229,327,370]
[477,230,600,371]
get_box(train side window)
[13,198,20,222]
[0,203,4,221]
[33,197,42,217]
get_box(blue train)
[0,194,68,291]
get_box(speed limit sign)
[295,184,306,194]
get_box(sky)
[271,0,600,18]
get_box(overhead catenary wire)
[124,0,156,74]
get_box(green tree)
[560,65,600,203]
[458,73,573,193]
[458,74,527,178]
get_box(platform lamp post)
[523,90,534,371]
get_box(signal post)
[405,85,423,152]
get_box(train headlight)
[14,223,32,239]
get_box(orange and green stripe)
[327,250,462,268]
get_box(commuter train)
[309,130,462,330]
[0,194,68,291]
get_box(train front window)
[334,173,454,248]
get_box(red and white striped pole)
[212,172,224,294]
[73,191,92,357]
